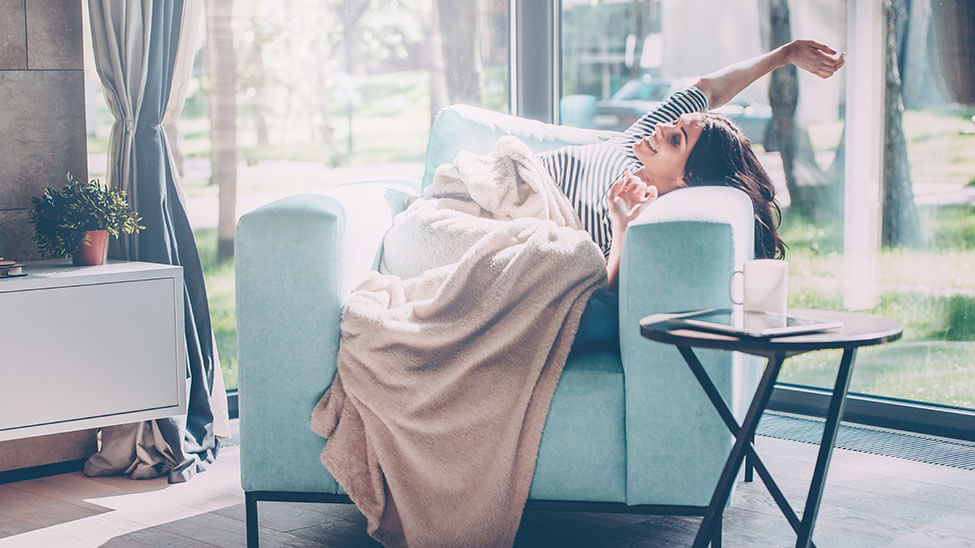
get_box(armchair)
[235,104,762,546]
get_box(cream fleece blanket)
[311,136,607,548]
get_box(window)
[774,1,975,415]
[84,0,510,391]
[83,1,972,427]
[558,1,974,429]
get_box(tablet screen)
[670,309,843,337]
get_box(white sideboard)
[0,260,186,441]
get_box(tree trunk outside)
[764,0,797,156]
[248,30,270,149]
[901,0,931,109]
[341,0,370,157]
[429,0,448,125]
[764,0,834,218]
[315,1,333,161]
[630,0,655,78]
[206,0,238,261]
[436,0,484,106]
[628,0,648,79]
[883,0,923,247]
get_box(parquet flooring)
[1,431,973,547]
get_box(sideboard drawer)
[0,261,186,440]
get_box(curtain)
[84,0,227,483]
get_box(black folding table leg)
[712,514,722,548]
[676,346,813,545]
[745,431,755,483]
[691,350,786,548]
[795,347,857,548]
[246,492,260,548]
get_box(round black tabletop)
[640,308,904,357]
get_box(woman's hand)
[786,39,846,79]
[607,171,657,232]
[605,171,657,290]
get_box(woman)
[537,39,845,288]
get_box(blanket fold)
[312,136,607,548]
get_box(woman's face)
[633,113,706,194]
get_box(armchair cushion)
[422,104,618,190]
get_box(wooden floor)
[1,434,974,547]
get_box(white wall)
[661,0,767,104]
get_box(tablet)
[667,308,844,338]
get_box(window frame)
[510,0,560,122]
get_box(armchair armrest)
[235,179,418,493]
[618,186,760,506]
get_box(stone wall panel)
[0,0,27,69]
[0,71,88,212]
[26,0,83,69]
[0,208,39,260]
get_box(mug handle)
[729,270,744,305]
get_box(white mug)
[729,259,788,314]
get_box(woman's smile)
[642,134,658,153]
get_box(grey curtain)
[85,0,220,483]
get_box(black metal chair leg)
[246,491,260,548]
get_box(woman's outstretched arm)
[694,39,845,109]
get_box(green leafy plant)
[29,173,145,258]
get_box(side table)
[640,308,903,548]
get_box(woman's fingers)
[625,199,653,223]
[814,51,845,79]
[623,185,658,222]
[646,184,658,201]
[820,51,845,74]
[610,172,663,227]
[612,171,641,201]
[806,40,837,55]
[608,175,624,200]
[622,172,647,195]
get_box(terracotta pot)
[72,230,109,266]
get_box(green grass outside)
[195,228,238,391]
[777,200,975,407]
[782,341,975,409]
[902,110,975,186]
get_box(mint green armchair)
[236,105,762,546]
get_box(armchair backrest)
[421,105,618,190]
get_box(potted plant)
[29,173,144,266]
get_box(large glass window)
[780,0,974,411]
[559,0,973,414]
[81,0,972,414]
[84,1,510,391]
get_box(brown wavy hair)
[683,112,786,259]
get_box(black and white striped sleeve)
[622,86,709,143]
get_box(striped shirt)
[538,86,709,258]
